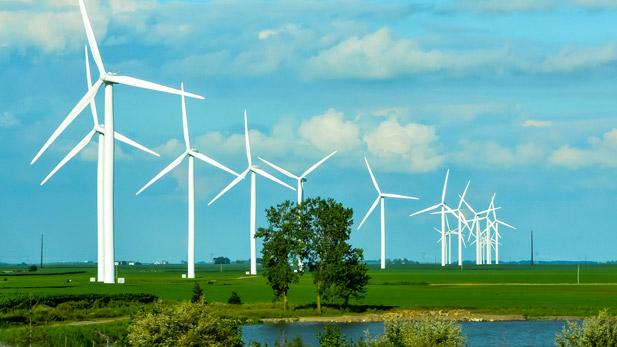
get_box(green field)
[2,263,616,317]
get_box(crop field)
[1,263,617,317]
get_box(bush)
[227,292,242,305]
[28,265,38,272]
[364,314,467,347]
[555,309,617,347]
[127,300,244,347]
[317,325,358,347]
[191,282,204,304]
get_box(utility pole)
[40,234,44,269]
[530,230,534,266]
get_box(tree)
[255,200,306,311]
[555,309,617,346]
[191,282,204,304]
[126,300,244,347]
[213,257,231,264]
[303,197,370,314]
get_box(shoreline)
[259,310,582,324]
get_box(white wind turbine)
[209,110,295,275]
[452,181,471,266]
[461,195,501,264]
[258,151,337,205]
[410,170,455,267]
[136,84,238,279]
[30,0,203,283]
[487,195,515,265]
[40,46,160,282]
[357,157,418,270]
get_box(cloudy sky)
[2,0,617,265]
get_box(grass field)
[2,263,616,318]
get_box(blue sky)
[2,0,617,265]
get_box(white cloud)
[454,0,557,13]
[523,120,552,128]
[0,112,19,128]
[548,129,617,169]
[534,41,617,73]
[298,109,362,153]
[453,140,546,169]
[303,27,512,80]
[258,29,278,40]
[363,119,443,173]
[570,0,617,9]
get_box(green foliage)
[227,291,242,305]
[28,265,38,272]
[317,325,359,347]
[213,257,231,264]
[555,309,617,346]
[364,315,467,347]
[126,300,244,347]
[0,293,157,313]
[256,200,306,311]
[0,321,129,347]
[302,197,370,311]
[191,282,204,304]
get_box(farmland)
[2,263,616,318]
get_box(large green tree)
[255,200,307,311]
[303,197,370,314]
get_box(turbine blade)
[382,193,418,200]
[498,220,516,230]
[244,110,252,167]
[258,157,298,180]
[40,129,96,185]
[301,150,337,178]
[114,132,159,157]
[358,196,380,230]
[364,157,381,194]
[136,153,186,195]
[31,79,103,165]
[253,167,295,190]
[84,45,99,126]
[105,75,204,99]
[441,169,449,203]
[209,168,249,205]
[410,203,442,217]
[78,0,105,75]
[191,151,239,176]
[458,181,470,209]
[460,195,476,214]
[180,83,190,150]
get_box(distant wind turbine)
[486,194,516,265]
[209,110,295,275]
[137,84,238,279]
[258,151,337,204]
[410,170,455,267]
[357,157,418,270]
[31,0,203,283]
[40,46,160,282]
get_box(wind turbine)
[410,169,454,267]
[258,151,337,204]
[487,195,516,265]
[460,195,500,265]
[357,157,418,269]
[40,46,160,282]
[209,110,295,275]
[453,181,471,266]
[136,84,238,279]
[31,0,203,283]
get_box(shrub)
[317,325,357,347]
[28,265,38,272]
[228,292,242,305]
[555,309,617,347]
[191,282,204,303]
[126,300,244,347]
[364,314,467,347]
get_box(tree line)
[256,197,370,313]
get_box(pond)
[242,320,574,346]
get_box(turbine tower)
[357,157,418,269]
[137,84,238,279]
[31,0,203,283]
[40,46,160,282]
[410,170,454,267]
[258,151,337,204]
[209,110,295,275]
[487,194,516,265]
